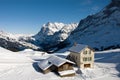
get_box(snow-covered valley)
[0,47,120,80]
[0,0,120,80]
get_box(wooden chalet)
[38,55,75,77]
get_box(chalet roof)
[69,44,88,53]
[38,55,75,70]
[38,59,52,71]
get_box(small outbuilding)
[38,55,75,77]
[67,44,94,68]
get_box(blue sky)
[0,0,111,34]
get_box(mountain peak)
[44,22,65,27]
[34,22,78,51]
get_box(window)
[83,50,87,54]
[88,57,92,61]
[75,56,77,60]
[89,50,91,54]
[83,57,92,61]
[83,57,87,61]
[83,58,85,61]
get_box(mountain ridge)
[68,0,120,51]
[34,22,78,51]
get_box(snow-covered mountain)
[0,22,78,52]
[68,0,120,51]
[34,0,120,52]
[34,22,78,51]
[0,30,39,51]
[1,0,120,52]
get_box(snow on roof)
[38,55,75,70]
[69,44,88,53]
[58,70,75,76]
[38,59,52,70]
[47,55,75,67]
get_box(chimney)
[74,42,77,46]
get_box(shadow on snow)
[32,62,42,72]
[95,52,120,78]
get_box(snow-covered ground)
[0,47,120,80]
[0,47,33,63]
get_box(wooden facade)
[57,62,75,77]
[58,63,73,71]
[41,65,57,74]
[42,68,51,74]
[38,55,75,77]
[41,62,75,76]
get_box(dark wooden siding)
[43,68,51,74]
[58,62,73,71]
[42,65,57,74]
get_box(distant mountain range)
[0,22,78,52]
[0,0,120,52]
[0,30,39,51]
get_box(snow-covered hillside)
[0,47,33,63]
[34,22,78,51]
[0,46,120,80]
[68,0,120,51]
[0,30,39,51]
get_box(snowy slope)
[0,47,120,80]
[19,49,50,60]
[34,22,78,51]
[0,47,33,63]
[68,0,120,51]
[0,30,39,51]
